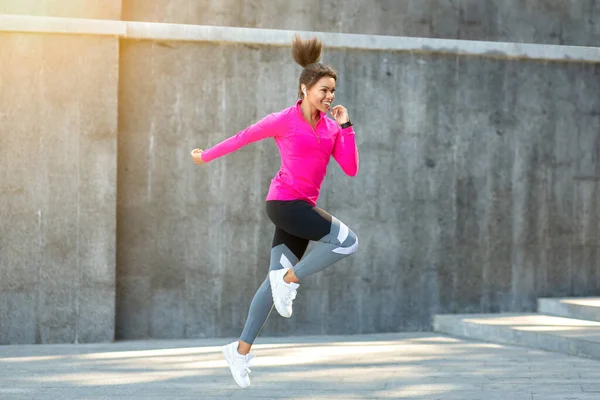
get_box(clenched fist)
[330,105,350,125]
[191,148,205,164]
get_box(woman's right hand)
[191,148,205,164]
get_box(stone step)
[538,297,600,322]
[433,313,600,360]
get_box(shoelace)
[239,355,253,377]
[285,286,297,305]
[240,365,252,377]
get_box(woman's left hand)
[331,105,350,125]
[191,148,205,164]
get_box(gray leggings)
[240,200,358,344]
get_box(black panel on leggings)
[266,200,332,241]
[271,227,309,261]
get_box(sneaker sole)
[222,345,250,389]
[269,271,292,318]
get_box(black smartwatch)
[340,120,353,129]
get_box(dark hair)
[292,34,337,98]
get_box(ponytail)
[292,34,322,68]
[292,34,337,99]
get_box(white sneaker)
[269,268,300,318]
[222,341,253,389]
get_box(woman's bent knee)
[332,218,358,255]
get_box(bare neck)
[300,100,321,127]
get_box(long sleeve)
[201,112,281,162]
[332,126,359,176]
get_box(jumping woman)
[191,34,359,388]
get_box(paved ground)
[1,332,599,399]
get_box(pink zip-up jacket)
[201,100,359,206]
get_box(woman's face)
[304,76,336,114]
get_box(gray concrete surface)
[122,21,600,62]
[0,14,127,37]
[5,14,600,63]
[538,298,600,322]
[0,0,121,19]
[117,38,600,340]
[2,332,600,399]
[123,0,600,47]
[434,313,600,360]
[2,1,600,346]
[0,32,119,344]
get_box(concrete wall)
[123,0,600,47]
[0,0,121,19]
[116,41,289,339]
[116,39,600,339]
[1,2,599,344]
[0,32,119,343]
